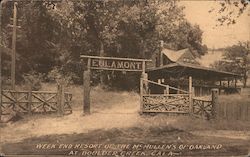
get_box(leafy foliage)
[1,0,208,89]
[212,41,250,87]
[209,0,249,26]
[22,71,43,90]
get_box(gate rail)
[142,94,190,113]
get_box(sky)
[180,1,250,49]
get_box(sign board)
[80,55,151,72]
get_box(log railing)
[142,94,190,113]
[140,78,219,120]
[0,85,72,118]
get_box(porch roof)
[146,63,242,80]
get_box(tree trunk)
[140,39,145,58]
[243,75,247,88]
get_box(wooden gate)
[140,79,191,114]
[192,97,213,119]
[1,89,72,116]
[140,78,218,119]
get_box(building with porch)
[146,47,242,96]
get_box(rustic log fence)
[0,85,72,119]
[141,78,221,120]
[192,89,218,120]
[141,78,191,113]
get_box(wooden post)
[11,2,18,90]
[199,87,203,96]
[140,61,146,113]
[28,84,32,115]
[189,76,193,114]
[0,40,1,121]
[61,84,65,115]
[83,58,91,115]
[201,101,205,118]
[177,84,180,94]
[57,84,61,115]
[0,57,1,121]
[164,85,169,95]
[160,51,163,66]
[192,87,195,97]
[57,84,64,116]
[211,88,219,119]
[0,2,2,121]
[234,77,237,88]
[140,78,144,112]
[219,80,222,95]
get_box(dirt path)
[2,110,250,145]
[0,92,143,144]
[1,112,141,144]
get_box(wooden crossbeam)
[16,95,28,102]
[1,90,72,115]
[1,104,14,109]
[144,96,187,105]
[193,99,213,118]
[2,92,16,102]
[143,96,188,110]
[32,93,56,104]
[142,79,189,94]
[44,103,57,111]
[15,104,29,112]
[31,93,57,112]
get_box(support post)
[57,84,64,116]
[177,84,181,94]
[211,88,219,119]
[234,77,237,88]
[83,58,91,115]
[199,87,203,96]
[189,76,193,114]
[160,51,163,66]
[219,80,222,95]
[11,2,17,90]
[140,78,144,112]
[0,2,2,121]
[140,61,147,113]
[61,84,65,115]
[192,87,195,97]
[0,42,1,121]
[164,85,169,95]
[28,84,32,115]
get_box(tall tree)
[212,41,250,87]
[1,0,208,89]
[167,21,207,55]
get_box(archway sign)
[80,55,151,115]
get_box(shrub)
[22,71,43,91]
[47,67,75,86]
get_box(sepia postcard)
[0,0,250,156]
